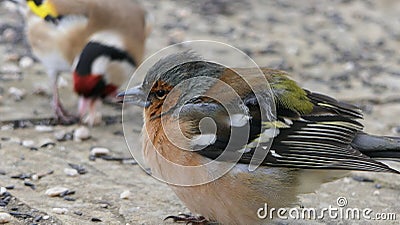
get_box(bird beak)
[117,85,151,108]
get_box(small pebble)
[120,190,131,200]
[73,126,91,142]
[19,56,34,68]
[60,190,75,197]
[54,130,67,141]
[63,196,76,201]
[375,184,382,189]
[24,181,36,190]
[1,125,13,131]
[68,164,87,174]
[38,138,56,148]
[42,215,50,220]
[22,140,35,148]
[90,147,110,157]
[35,125,54,133]
[37,170,54,179]
[373,190,380,196]
[45,187,69,197]
[31,174,39,181]
[73,211,83,216]
[0,187,6,196]
[352,176,374,183]
[52,208,68,215]
[8,87,26,101]
[0,212,12,224]
[91,218,102,222]
[63,168,78,177]
[100,204,108,208]
[33,215,42,222]
[122,159,138,165]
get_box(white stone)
[0,187,6,196]
[22,140,35,148]
[373,190,380,196]
[120,190,131,199]
[8,87,26,100]
[35,125,54,133]
[64,168,78,177]
[42,215,50,220]
[31,174,39,181]
[52,208,68,214]
[19,56,34,68]
[90,147,110,156]
[0,212,12,224]
[1,125,13,131]
[73,126,91,142]
[45,187,69,197]
[54,130,67,141]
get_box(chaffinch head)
[119,51,400,225]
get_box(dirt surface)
[1,0,400,224]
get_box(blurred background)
[0,0,399,224]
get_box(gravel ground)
[1,0,400,224]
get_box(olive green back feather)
[269,72,314,115]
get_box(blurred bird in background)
[120,52,400,225]
[11,0,152,125]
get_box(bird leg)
[164,213,211,225]
[51,73,78,125]
[78,97,102,126]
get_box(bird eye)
[155,90,167,100]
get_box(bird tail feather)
[352,133,400,159]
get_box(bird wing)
[179,71,398,173]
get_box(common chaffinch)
[119,51,400,225]
[12,0,151,125]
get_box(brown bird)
[13,0,151,125]
[119,52,400,225]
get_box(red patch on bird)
[73,72,118,98]
[73,72,102,97]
